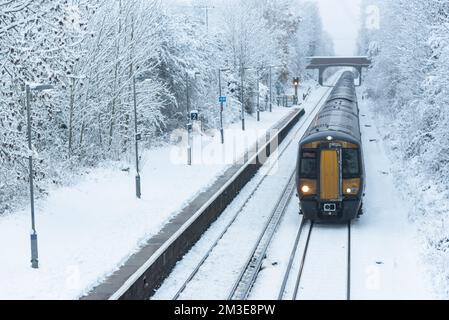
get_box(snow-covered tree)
[358,0,449,295]
[0,0,73,211]
[290,1,335,80]
[0,0,335,215]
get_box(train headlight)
[346,187,359,194]
[343,179,361,195]
[299,180,317,196]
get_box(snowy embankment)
[364,97,447,299]
[350,97,434,299]
[0,102,305,300]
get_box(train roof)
[301,72,361,144]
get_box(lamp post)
[240,65,246,131]
[256,69,260,122]
[132,75,141,199]
[269,66,272,113]
[186,71,200,165]
[186,71,192,166]
[218,68,230,144]
[268,65,283,112]
[194,4,215,33]
[25,83,54,269]
[240,66,256,131]
[132,74,152,199]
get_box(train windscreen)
[342,149,360,177]
[300,151,317,178]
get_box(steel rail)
[172,85,334,300]
[228,173,296,300]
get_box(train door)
[319,148,342,201]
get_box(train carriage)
[296,71,365,222]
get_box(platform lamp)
[218,68,230,144]
[133,74,153,199]
[25,83,54,269]
[268,66,283,112]
[186,70,201,165]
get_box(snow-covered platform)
[83,108,305,300]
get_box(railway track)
[347,221,352,300]
[171,161,295,300]
[278,221,352,300]
[228,173,296,300]
[171,86,334,300]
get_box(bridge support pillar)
[357,67,362,86]
[318,68,325,86]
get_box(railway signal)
[293,77,300,105]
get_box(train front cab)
[297,134,364,223]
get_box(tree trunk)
[68,77,76,158]
[109,0,123,149]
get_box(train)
[296,71,365,222]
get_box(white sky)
[169,0,362,56]
[311,0,362,56]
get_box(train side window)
[300,150,317,178]
[342,149,360,177]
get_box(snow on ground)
[298,224,348,300]
[0,101,302,300]
[350,96,435,299]
[247,197,301,300]
[357,96,444,299]
[153,82,332,300]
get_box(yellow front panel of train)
[320,150,340,200]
